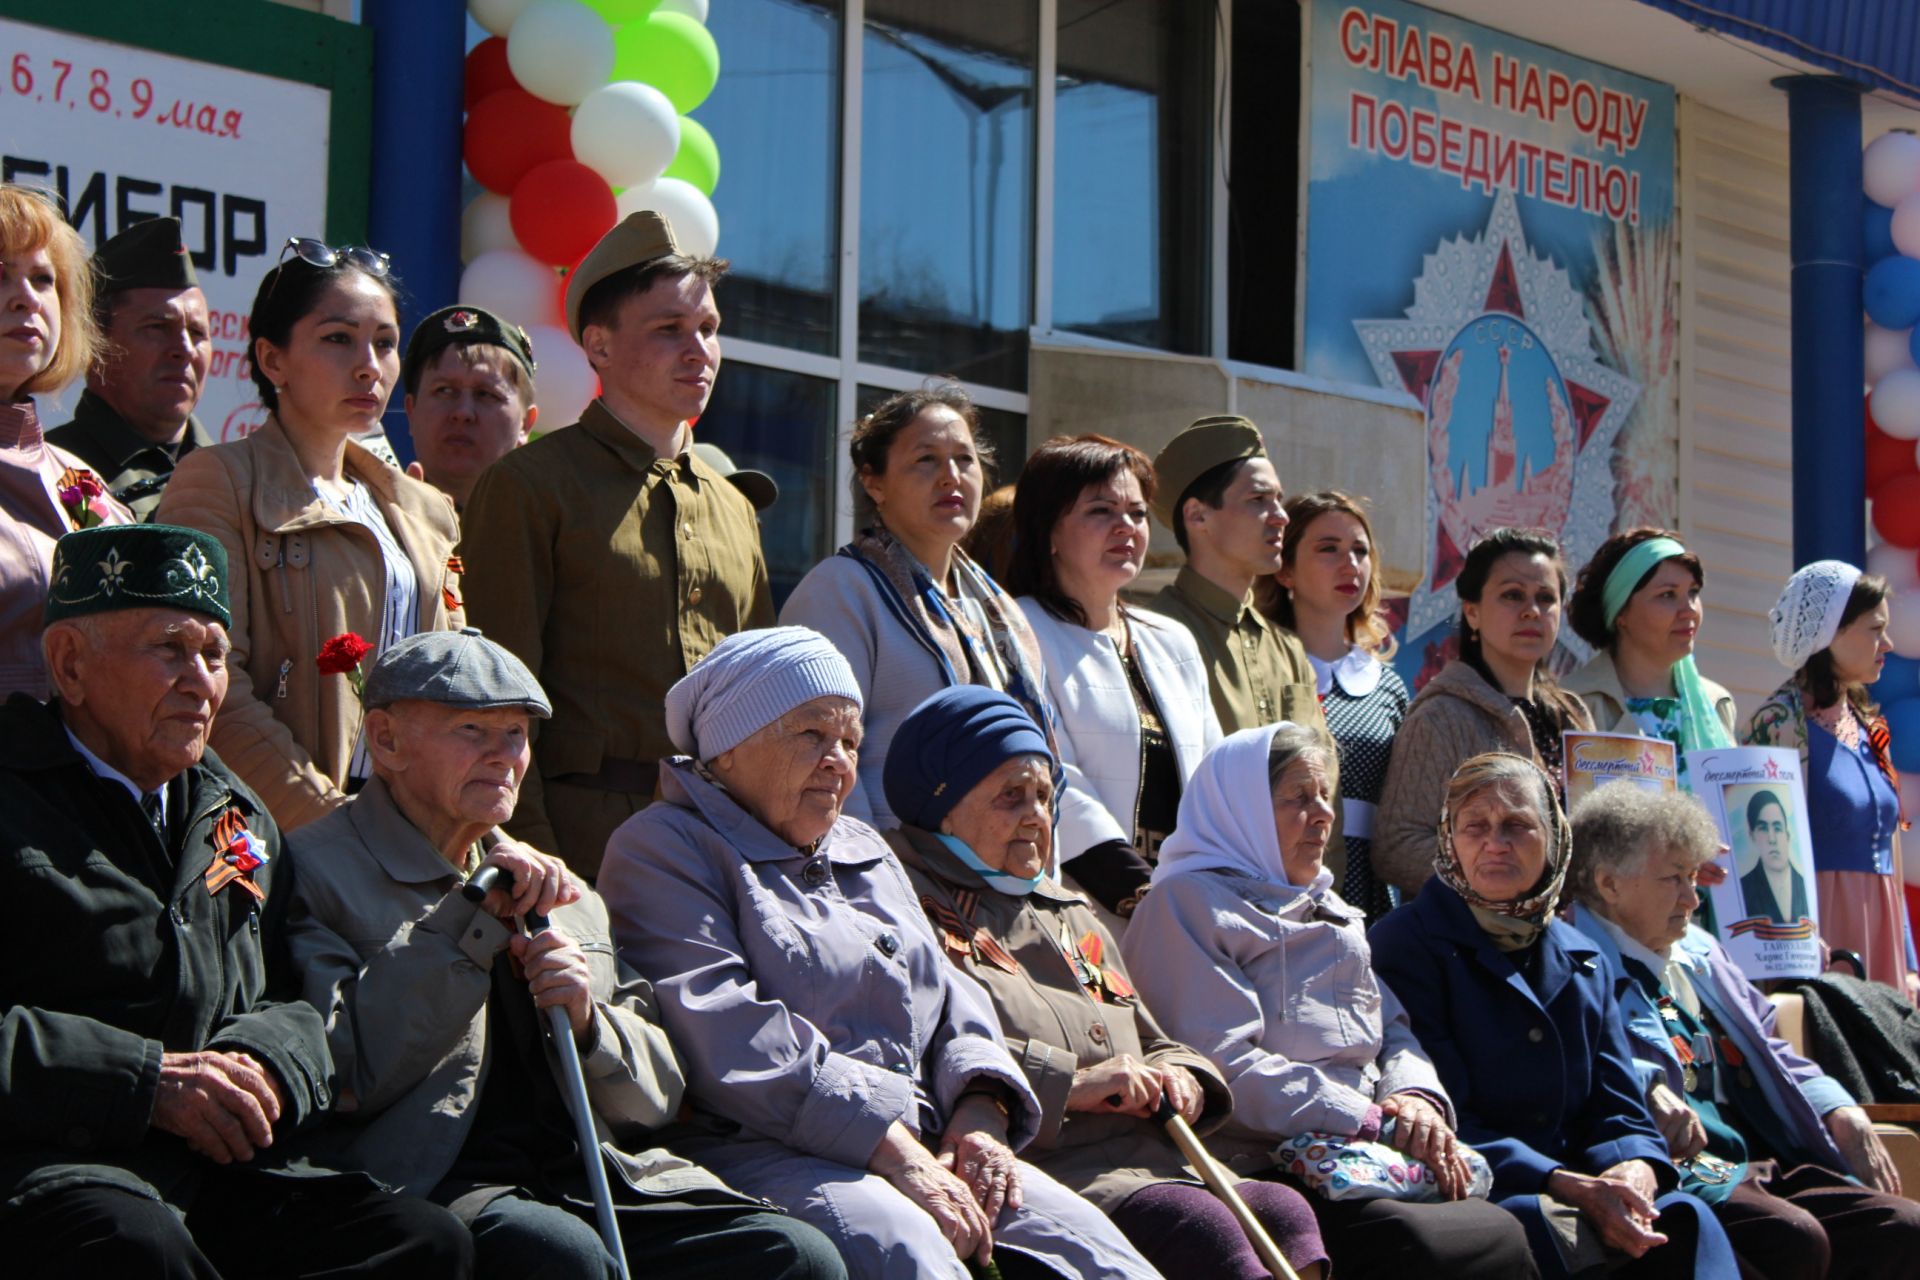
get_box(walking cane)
[466,866,633,1280]
[1153,1094,1301,1280]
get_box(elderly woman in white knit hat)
[598,626,1162,1280]
[1745,561,1915,999]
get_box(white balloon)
[460,193,519,264]
[1866,133,1920,208]
[571,82,680,190]
[1892,591,1920,659]
[523,324,597,428]
[459,249,562,330]
[1867,322,1917,384]
[1870,540,1920,593]
[617,178,719,257]
[1894,193,1920,260]
[506,0,615,107]
[1876,368,1920,440]
[656,0,709,20]
[470,0,535,36]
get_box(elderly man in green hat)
[460,211,774,879]
[48,217,214,520]
[400,304,539,512]
[0,524,471,1276]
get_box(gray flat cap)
[363,626,552,716]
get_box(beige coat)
[156,418,462,832]
[283,776,741,1205]
[1373,659,1592,896]
[888,827,1232,1210]
[1563,649,1737,738]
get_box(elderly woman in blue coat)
[598,627,1160,1280]
[1368,752,1738,1279]
[1565,783,1920,1279]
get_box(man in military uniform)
[460,211,774,879]
[0,524,469,1276]
[48,217,213,520]
[400,304,539,512]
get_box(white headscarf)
[1152,722,1332,892]
[1769,560,1863,671]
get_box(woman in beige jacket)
[1374,528,1591,896]
[158,241,460,831]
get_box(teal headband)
[1602,536,1687,630]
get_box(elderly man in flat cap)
[399,305,539,513]
[48,217,214,520]
[460,210,774,879]
[0,524,471,1277]
[284,627,843,1280]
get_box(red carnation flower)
[316,632,374,676]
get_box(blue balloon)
[1887,696,1920,772]
[1876,651,1920,703]
[1866,256,1920,329]
[1910,323,1920,369]
[1868,200,1898,265]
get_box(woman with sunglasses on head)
[158,238,463,832]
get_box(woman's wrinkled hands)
[871,1121,998,1264]
[1827,1105,1902,1196]
[1066,1055,1202,1122]
[1647,1082,1707,1161]
[1548,1161,1668,1258]
[1383,1092,1472,1200]
[938,1091,1023,1222]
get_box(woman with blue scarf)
[1565,529,1738,787]
[884,687,1330,1280]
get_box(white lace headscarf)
[1768,560,1863,671]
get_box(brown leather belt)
[550,757,659,795]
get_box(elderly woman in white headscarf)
[1123,722,1537,1280]
[598,627,1160,1280]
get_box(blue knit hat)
[665,626,863,759]
[884,685,1055,832]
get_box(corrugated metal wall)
[1677,96,1796,718]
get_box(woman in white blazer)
[1007,435,1221,918]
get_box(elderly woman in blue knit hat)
[885,684,1330,1280]
[599,626,1161,1280]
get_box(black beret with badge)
[402,304,538,394]
[94,216,199,294]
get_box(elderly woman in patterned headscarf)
[1370,753,1739,1279]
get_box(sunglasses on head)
[277,236,391,277]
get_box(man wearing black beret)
[400,304,539,512]
[48,217,214,521]
[0,524,471,1276]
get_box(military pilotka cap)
[362,626,552,717]
[403,304,538,394]
[44,524,231,629]
[563,210,679,343]
[94,216,198,293]
[692,441,779,512]
[1150,414,1267,530]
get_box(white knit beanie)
[1768,560,1864,670]
[665,626,864,759]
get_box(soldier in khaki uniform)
[460,212,774,878]
[49,217,213,520]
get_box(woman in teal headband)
[1565,528,1739,787]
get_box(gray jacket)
[284,775,736,1203]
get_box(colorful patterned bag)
[1274,1120,1494,1203]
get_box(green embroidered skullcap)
[44,524,231,629]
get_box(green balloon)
[662,116,720,195]
[611,12,720,115]
[585,0,661,20]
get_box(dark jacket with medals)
[48,389,212,522]
[0,693,333,1212]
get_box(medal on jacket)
[1060,927,1134,1003]
[203,806,268,902]
[917,893,1019,974]
[1657,996,1698,1093]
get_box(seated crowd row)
[0,186,1914,1280]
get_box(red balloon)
[1873,472,1920,547]
[1868,420,1918,500]
[464,89,572,196]
[511,160,617,267]
[463,38,517,113]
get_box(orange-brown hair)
[0,185,96,397]
[1264,491,1395,656]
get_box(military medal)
[1657,995,1699,1093]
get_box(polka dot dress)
[1312,650,1410,922]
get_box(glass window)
[859,1,1035,390]
[705,0,841,354]
[1053,0,1212,354]
[1226,0,1301,369]
[699,362,838,605]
